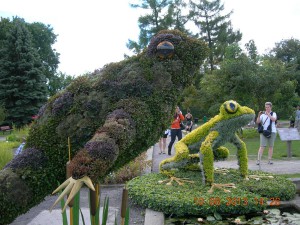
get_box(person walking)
[256,102,277,165]
[185,109,193,132]
[159,129,169,154]
[167,106,184,155]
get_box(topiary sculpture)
[159,100,255,186]
[0,29,208,224]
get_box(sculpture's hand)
[50,176,95,213]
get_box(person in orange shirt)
[168,106,184,155]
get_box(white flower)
[234,218,241,224]
[197,218,203,222]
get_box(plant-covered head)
[146,29,208,88]
[219,100,255,129]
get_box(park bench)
[0,126,13,134]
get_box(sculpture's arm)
[50,109,136,212]
[230,134,248,178]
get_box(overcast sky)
[1,0,300,77]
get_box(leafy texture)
[128,169,296,217]
[0,29,208,224]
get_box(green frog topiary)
[160,100,255,185]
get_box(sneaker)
[159,152,162,155]
[268,160,273,165]
[256,160,260,165]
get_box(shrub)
[103,152,151,184]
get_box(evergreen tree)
[0,17,60,96]
[0,18,47,128]
[189,0,242,71]
[0,104,6,124]
[164,0,191,34]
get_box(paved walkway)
[5,133,300,225]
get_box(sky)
[1,0,300,77]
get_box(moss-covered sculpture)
[0,30,208,224]
[127,102,296,217]
[160,100,255,184]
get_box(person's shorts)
[162,133,168,138]
[260,132,276,147]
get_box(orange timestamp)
[194,197,281,206]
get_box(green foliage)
[128,0,191,54]
[127,169,296,217]
[196,47,298,118]
[0,104,6,124]
[0,17,60,96]
[0,30,208,224]
[0,142,17,169]
[48,72,75,96]
[26,21,60,83]
[0,17,48,128]
[271,38,300,96]
[189,0,242,71]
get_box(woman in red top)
[168,106,184,155]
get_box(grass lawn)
[0,126,29,169]
[223,127,300,160]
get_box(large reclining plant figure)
[0,30,208,224]
[160,100,255,187]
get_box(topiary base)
[127,169,296,217]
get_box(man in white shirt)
[256,102,277,165]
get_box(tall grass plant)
[0,141,18,169]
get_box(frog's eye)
[224,101,238,114]
[156,41,174,59]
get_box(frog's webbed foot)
[214,168,230,175]
[158,175,194,186]
[248,175,274,180]
[207,183,236,194]
[50,176,95,213]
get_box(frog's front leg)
[199,131,218,185]
[201,131,237,193]
[231,133,248,178]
